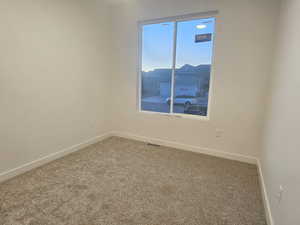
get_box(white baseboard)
[0,132,111,183]
[111,131,258,164]
[257,159,274,225]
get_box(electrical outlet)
[276,185,284,203]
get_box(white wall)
[0,0,112,175]
[261,0,300,224]
[110,0,279,158]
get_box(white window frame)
[137,11,218,120]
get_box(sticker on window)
[195,33,212,43]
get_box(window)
[139,14,216,118]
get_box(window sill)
[138,110,210,121]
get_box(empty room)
[0,0,299,224]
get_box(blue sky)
[142,17,215,72]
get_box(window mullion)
[170,21,178,114]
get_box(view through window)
[140,16,215,117]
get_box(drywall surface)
[0,0,112,174]
[261,0,300,224]
[110,0,279,157]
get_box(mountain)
[178,64,197,72]
[142,64,211,82]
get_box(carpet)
[0,137,266,225]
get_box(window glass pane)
[141,22,174,113]
[173,18,215,116]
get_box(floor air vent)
[147,143,161,147]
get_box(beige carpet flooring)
[0,137,266,225]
